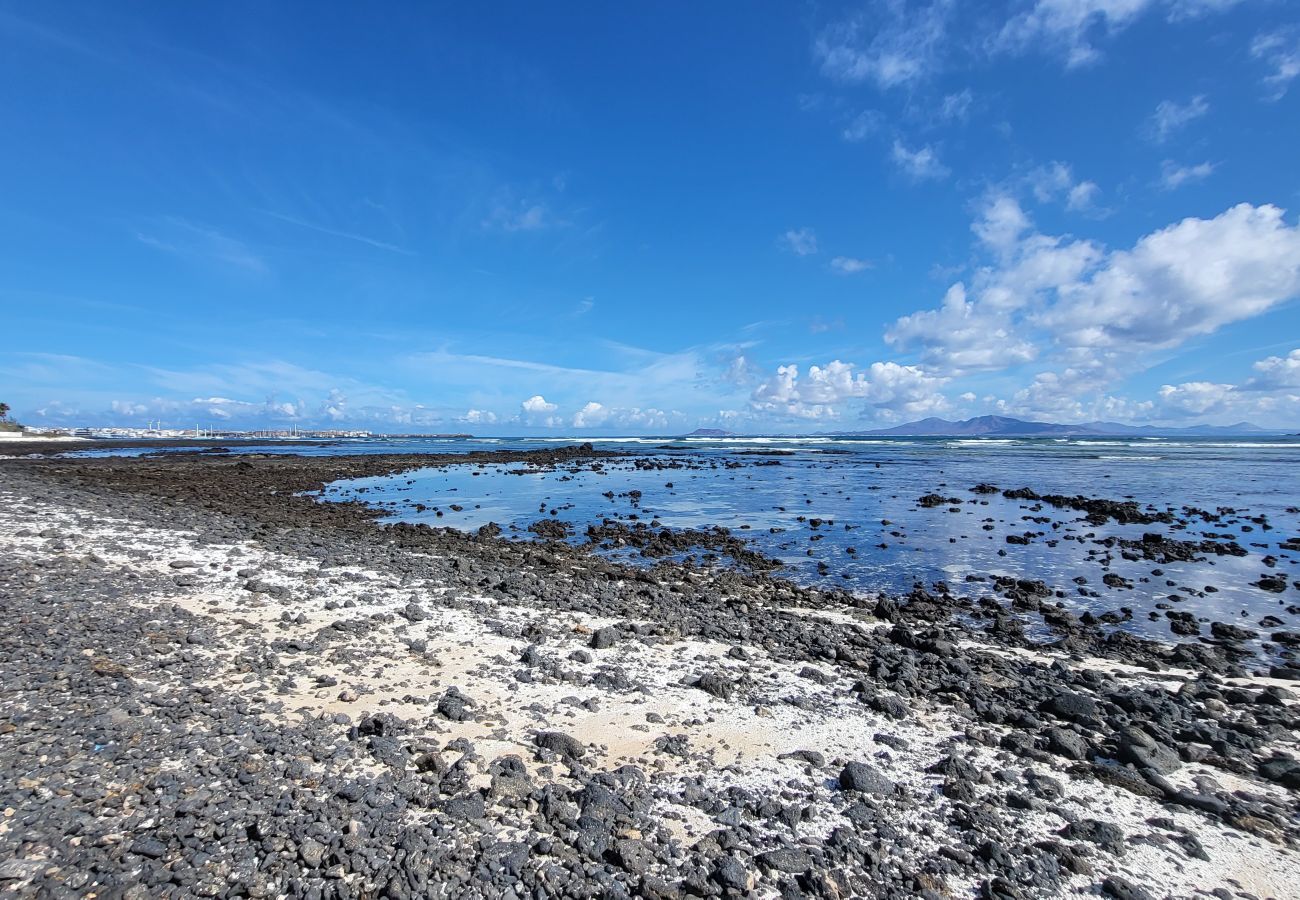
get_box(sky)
[2,1,1300,434]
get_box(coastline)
[1,447,1297,899]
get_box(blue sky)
[2,1,1299,433]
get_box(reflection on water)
[313,437,1300,650]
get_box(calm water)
[308,435,1299,650]
[55,434,1300,648]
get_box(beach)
[1,442,1298,899]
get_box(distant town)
[13,426,472,440]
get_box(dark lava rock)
[757,847,812,873]
[695,671,734,700]
[1258,754,1300,790]
[1101,876,1153,900]
[590,625,621,650]
[839,761,894,795]
[711,856,754,892]
[1046,728,1090,761]
[1042,691,1100,724]
[779,749,826,768]
[1210,621,1256,642]
[436,688,473,721]
[534,731,585,760]
[1255,574,1288,593]
[1061,819,1126,855]
[1116,733,1181,775]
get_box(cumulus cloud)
[891,140,949,180]
[972,194,1034,255]
[1145,360,1300,424]
[780,228,819,256]
[889,282,1041,372]
[570,402,673,430]
[1149,95,1209,142]
[750,360,949,420]
[519,395,558,425]
[1039,204,1300,352]
[1245,349,1300,390]
[572,401,608,428]
[814,0,951,89]
[461,409,498,425]
[1159,159,1215,190]
[889,201,1300,381]
[1025,162,1101,213]
[320,388,347,421]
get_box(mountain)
[683,428,736,437]
[831,415,1269,437]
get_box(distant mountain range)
[827,415,1270,437]
[683,428,736,437]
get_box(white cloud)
[520,394,558,415]
[111,400,150,416]
[1066,181,1100,212]
[1251,28,1300,100]
[1026,162,1101,213]
[572,401,608,428]
[461,409,498,425]
[1156,380,1235,416]
[1040,203,1300,353]
[750,360,949,420]
[996,0,1156,68]
[1246,348,1300,390]
[1149,95,1209,141]
[780,227,819,256]
[972,194,1034,255]
[1150,362,1300,424]
[889,281,1042,372]
[1159,159,1215,190]
[321,388,347,421]
[814,1,951,89]
[995,1,1240,68]
[721,354,759,386]
[891,140,950,181]
[569,402,674,430]
[831,256,873,274]
[889,201,1300,380]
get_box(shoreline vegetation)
[1,443,1297,899]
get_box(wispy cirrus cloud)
[831,256,873,274]
[891,140,949,180]
[135,217,267,274]
[259,209,415,255]
[995,0,1242,69]
[1158,159,1215,190]
[1251,27,1300,100]
[1148,95,1209,142]
[779,227,819,256]
[814,0,952,90]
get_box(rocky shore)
[1,446,1298,899]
